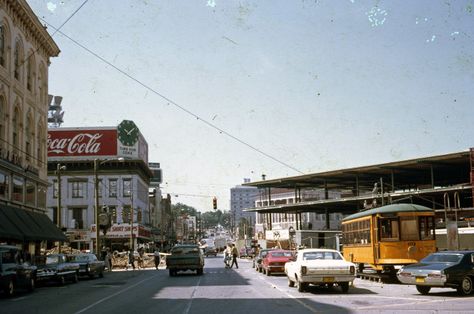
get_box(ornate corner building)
[0,0,66,255]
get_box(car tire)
[5,279,14,297]
[72,272,79,283]
[288,277,295,287]
[340,282,349,293]
[27,277,36,292]
[59,276,66,286]
[297,281,307,293]
[266,270,271,276]
[457,276,473,296]
[99,270,104,278]
[416,285,431,295]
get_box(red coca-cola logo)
[48,129,118,157]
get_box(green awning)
[0,205,66,242]
[0,209,24,240]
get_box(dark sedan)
[35,254,80,285]
[68,253,105,279]
[0,245,36,296]
[397,251,474,295]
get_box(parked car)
[397,251,474,296]
[35,254,80,285]
[261,250,294,276]
[166,244,204,276]
[0,245,37,297]
[68,253,105,279]
[203,246,218,257]
[285,248,356,293]
[253,249,273,272]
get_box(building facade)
[46,123,153,253]
[0,0,65,254]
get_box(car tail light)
[301,266,307,275]
[350,266,355,274]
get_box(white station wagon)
[284,248,356,293]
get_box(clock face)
[118,120,139,146]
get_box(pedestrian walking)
[128,250,135,270]
[105,248,112,272]
[154,249,161,270]
[224,244,231,268]
[230,244,239,269]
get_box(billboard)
[48,128,118,158]
[48,121,149,163]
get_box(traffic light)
[212,197,217,210]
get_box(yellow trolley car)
[341,204,436,273]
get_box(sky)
[26,0,474,212]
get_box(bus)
[341,203,436,273]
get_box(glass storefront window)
[0,171,8,199]
[25,180,35,206]
[38,185,47,209]
[12,176,24,203]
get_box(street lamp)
[94,157,124,256]
[56,163,66,253]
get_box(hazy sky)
[27,0,474,212]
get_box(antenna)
[48,94,65,127]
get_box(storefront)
[90,223,152,252]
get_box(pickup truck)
[166,244,204,276]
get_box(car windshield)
[270,252,293,257]
[421,253,463,263]
[171,247,199,255]
[45,256,59,264]
[303,251,343,261]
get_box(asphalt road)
[1,256,474,314]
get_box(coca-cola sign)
[48,129,118,157]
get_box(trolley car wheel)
[457,276,473,296]
[416,285,431,295]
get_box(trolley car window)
[419,216,435,240]
[400,216,418,241]
[380,218,399,241]
[342,219,371,245]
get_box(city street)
[1,255,474,314]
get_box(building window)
[97,179,103,198]
[38,185,46,209]
[52,179,58,198]
[12,108,19,148]
[0,97,4,148]
[25,115,32,161]
[26,54,33,91]
[122,205,131,223]
[123,178,132,197]
[72,208,84,229]
[25,180,35,206]
[0,25,4,67]
[109,206,117,223]
[71,181,85,198]
[0,172,9,199]
[12,176,24,203]
[109,179,117,197]
[14,39,21,80]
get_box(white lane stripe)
[183,276,202,314]
[74,274,159,314]
[258,276,317,313]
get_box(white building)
[230,179,259,226]
[46,123,153,252]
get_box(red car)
[261,250,294,276]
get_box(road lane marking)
[355,296,468,311]
[183,276,202,314]
[74,273,159,314]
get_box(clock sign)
[118,120,139,146]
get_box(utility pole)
[56,163,66,253]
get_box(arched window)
[37,121,44,166]
[0,25,5,67]
[25,113,33,161]
[0,97,4,150]
[14,38,22,81]
[26,52,34,91]
[12,107,20,148]
[38,63,47,106]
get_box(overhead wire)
[37,18,305,176]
